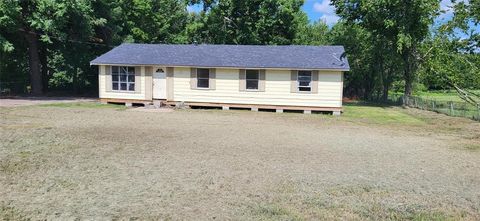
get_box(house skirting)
[100,98,152,105]
[99,98,342,114]
[165,101,342,113]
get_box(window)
[197,68,210,88]
[297,71,312,92]
[112,66,135,91]
[246,70,259,90]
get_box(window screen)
[112,66,135,91]
[246,70,259,90]
[297,71,312,92]
[197,68,210,88]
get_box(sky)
[303,0,476,26]
[302,0,339,25]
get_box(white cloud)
[313,0,340,25]
[438,0,468,21]
[439,0,454,19]
[313,0,333,14]
[321,14,340,25]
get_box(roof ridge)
[120,43,344,48]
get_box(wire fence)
[384,94,480,121]
[0,81,29,95]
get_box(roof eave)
[89,62,349,71]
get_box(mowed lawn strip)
[1,102,479,220]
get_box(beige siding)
[172,67,343,107]
[144,66,153,100]
[98,65,149,100]
[97,65,344,107]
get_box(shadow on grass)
[38,102,126,110]
[344,101,400,108]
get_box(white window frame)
[196,68,210,89]
[297,70,312,92]
[245,69,260,91]
[112,66,135,92]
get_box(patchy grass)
[465,144,480,151]
[245,184,467,220]
[414,90,480,102]
[0,206,27,221]
[251,183,472,221]
[1,103,479,220]
[341,103,425,125]
[250,204,304,221]
[38,101,125,109]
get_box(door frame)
[153,66,167,99]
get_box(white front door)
[153,68,167,99]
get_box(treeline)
[0,0,478,99]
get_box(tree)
[419,25,480,91]
[0,0,104,94]
[0,1,44,94]
[329,22,375,99]
[111,0,189,44]
[331,0,440,96]
[194,0,306,45]
[294,20,330,45]
[417,0,480,105]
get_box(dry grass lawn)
[0,102,479,220]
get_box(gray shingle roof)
[90,43,350,70]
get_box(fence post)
[450,102,454,116]
[477,104,480,121]
[432,100,436,112]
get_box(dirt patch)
[127,107,174,113]
[0,105,479,220]
[0,97,96,107]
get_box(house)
[90,43,350,115]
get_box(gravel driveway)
[0,104,479,220]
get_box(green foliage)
[419,34,480,90]
[331,0,441,96]
[329,22,376,98]
[195,0,305,45]
[111,0,189,43]
[414,90,480,102]
[0,0,478,99]
[0,1,16,52]
[294,20,330,45]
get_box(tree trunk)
[382,68,394,101]
[24,32,43,95]
[404,59,413,96]
[382,84,389,101]
[72,67,79,94]
[40,44,49,92]
[404,75,413,96]
[403,55,413,96]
